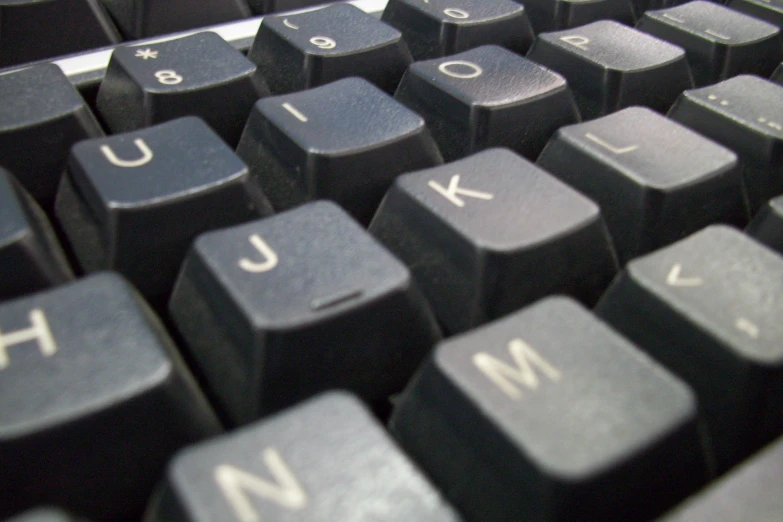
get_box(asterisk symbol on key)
[135,48,159,60]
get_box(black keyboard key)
[96,32,269,146]
[519,0,634,33]
[246,0,332,14]
[394,45,580,161]
[660,436,783,521]
[668,75,783,213]
[0,0,120,68]
[236,77,443,224]
[527,21,693,119]
[100,0,250,38]
[596,225,783,471]
[147,392,460,522]
[55,117,272,306]
[746,193,783,254]
[168,201,441,424]
[391,297,707,522]
[637,1,783,87]
[727,0,783,29]
[369,149,617,334]
[0,170,72,301]
[248,4,412,94]
[381,0,534,60]
[0,64,103,206]
[0,273,221,520]
[6,508,79,522]
[537,107,748,264]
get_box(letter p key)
[0,309,57,369]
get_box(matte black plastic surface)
[597,225,783,471]
[394,45,580,161]
[0,273,221,520]
[96,32,269,145]
[538,106,748,263]
[391,297,707,521]
[370,148,617,333]
[249,4,412,93]
[169,201,441,423]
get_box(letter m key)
[472,339,561,400]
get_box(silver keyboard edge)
[52,0,389,80]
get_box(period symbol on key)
[428,175,493,207]
[666,263,703,286]
[135,48,159,60]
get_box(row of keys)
[7,73,783,314]
[0,0,336,67]
[3,222,782,519]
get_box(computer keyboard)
[1,0,782,520]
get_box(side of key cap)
[0,273,221,521]
[596,225,783,471]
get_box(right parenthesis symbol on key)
[283,18,299,29]
[100,139,154,168]
[584,133,638,154]
[238,234,279,273]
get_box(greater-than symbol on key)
[282,102,308,122]
[585,132,638,154]
[666,263,703,287]
[735,317,760,339]
[283,18,299,30]
[134,48,159,60]
[238,234,279,273]
[428,174,494,207]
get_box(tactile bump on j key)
[146,392,460,522]
[596,225,783,471]
[168,201,441,424]
[0,273,221,520]
[390,297,708,521]
[370,148,617,334]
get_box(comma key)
[370,149,617,334]
[596,226,783,471]
[390,297,708,521]
[0,273,221,520]
[236,77,443,224]
[97,32,269,146]
[249,4,412,94]
[0,170,72,301]
[146,393,460,522]
[168,201,441,425]
[55,117,272,307]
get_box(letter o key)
[438,60,483,79]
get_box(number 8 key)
[96,32,270,146]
